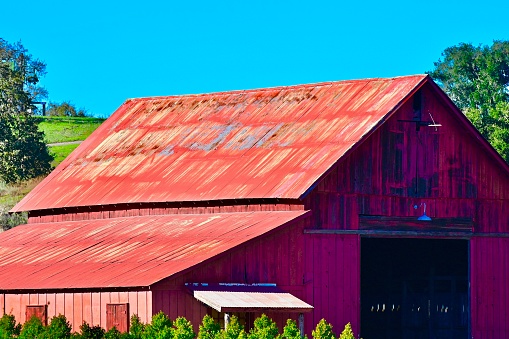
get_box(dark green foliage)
[77,321,105,339]
[0,38,47,115]
[0,313,21,339]
[311,319,335,339]
[0,37,53,184]
[337,323,354,339]
[465,101,509,162]
[128,314,146,339]
[247,314,279,339]
[172,317,195,339]
[428,40,509,162]
[0,112,53,183]
[40,314,72,339]
[105,327,122,339]
[222,316,246,339]
[18,316,44,339]
[281,319,303,339]
[47,101,87,117]
[428,41,509,111]
[141,312,173,339]
[0,208,27,230]
[198,315,221,339]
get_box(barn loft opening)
[361,238,468,339]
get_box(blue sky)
[1,0,508,117]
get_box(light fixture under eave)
[418,202,432,221]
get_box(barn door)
[106,303,130,332]
[26,305,47,325]
[401,276,468,338]
[361,238,469,339]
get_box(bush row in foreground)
[0,312,358,339]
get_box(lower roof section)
[0,211,309,290]
[188,283,313,313]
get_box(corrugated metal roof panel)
[12,75,427,212]
[193,290,313,313]
[0,211,308,290]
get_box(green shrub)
[41,314,72,339]
[311,319,335,339]
[172,317,195,339]
[78,321,105,339]
[142,312,173,339]
[198,315,221,339]
[0,314,21,339]
[338,323,354,339]
[222,315,246,339]
[129,314,146,339]
[105,327,122,339]
[282,319,304,339]
[18,316,44,339]
[247,314,279,339]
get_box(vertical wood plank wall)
[304,233,360,336]
[302,82,509,338]
[0,291,151,332]
[471,237,509,338]
[152,217,309,334]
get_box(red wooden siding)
[151,217,311,334]
[0,291,151,331]
[303,234,360,335]
[471,237,509,338]
[304,83,509,231]
[26,202,305,224]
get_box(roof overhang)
[187,283,313,313]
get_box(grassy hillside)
[0,116,105,227]
[38,116,105,167]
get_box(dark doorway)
[361,238,468,339]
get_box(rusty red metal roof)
[0,211,308,290]
[13,75,427,212]
[189,284,313,312]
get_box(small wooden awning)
[186,283,313,313]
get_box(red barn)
[1,75,508,338]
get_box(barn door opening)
[361,238,468,339]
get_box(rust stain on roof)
[12,75,427,212]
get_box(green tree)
[0,37,53,183]
[142,312,173,339]
[337,323,354,339]
[128,314,146,339]
[311,319,335,339]
[18,316,44,339]
[281,319,304,339]
[40,314,72,339]
[0,112,53,183]
[221,316,246,339]
[47,101,87,117]
[172,317,195,339]
[0,38,47,115]
[77,321,105,339]
[428,40,509,162]
[198,315,221,339]
[247,314,279,339]
[0,313,21,339]
[428,41,509,111]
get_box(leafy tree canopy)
[428,41,509,162]
[0,38,53,184]
[47,101,88,117]
[0,38,47,115]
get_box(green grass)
[49,143,81,167]
[0,116,104,216]
[37,116,105,144]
